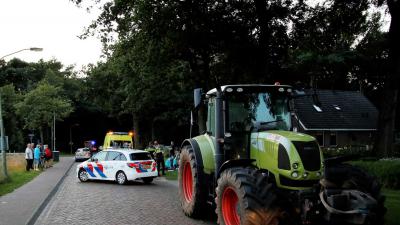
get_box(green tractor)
[178,84,385,225]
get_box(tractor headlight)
[303,172,308,178]
[291,171,299,178]
[292,162,299,169]
[316,172,322,177]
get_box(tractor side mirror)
[194,88,203,109]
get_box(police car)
[76,149,158,184]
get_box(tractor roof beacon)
[178,84,385,225]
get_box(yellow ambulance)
[103,131,134,149]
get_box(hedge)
[351,159,400,189]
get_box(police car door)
[89,151,108,180]
[104,151,122,180]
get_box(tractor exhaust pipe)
[214,89,224,180]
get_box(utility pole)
[53,112,56,151]
[0,94,8,179]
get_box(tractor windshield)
[226,91,291,132]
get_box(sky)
[0,0,102,70]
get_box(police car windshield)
[130,152,152,161]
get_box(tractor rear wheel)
[216,168,296,225]
[178,145,207,218]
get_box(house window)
[330,132,337,146]
[316,132,324,146]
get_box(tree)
[0,84,24,151]
[73,0,396,155]
[15,83,73,143]
[288,0,375,88]
[373,0,400,157]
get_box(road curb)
[26,159,75,225]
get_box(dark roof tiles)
[293,90,378,130]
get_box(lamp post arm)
[0,49,30,60]
[0,47,43,60]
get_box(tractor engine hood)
[252,130,324,189]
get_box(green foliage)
[351,159,400,189]
[15,83,73,130]
[289,0,382,89]
[71,0,396,153]
[0,58,82,150]
[0,85,24,151]
[165,169,178,180]
[322,146,374,158]
[383,189,400,225]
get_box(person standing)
[169,141,175,170]
[154,141,165,176]
[25,143,33,171]
[44,145,52,168]
[33,144,41,171]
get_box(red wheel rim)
[183,162,193,202]
[222,187,240,225]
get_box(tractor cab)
[203,84,293,160]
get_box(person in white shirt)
[25,143,33,171]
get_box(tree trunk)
[133,113,142,149]
[375,0,400,157]
[375,90,398,157]
[39,128,44,145]
[151,119,156,141]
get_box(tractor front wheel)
[178,145,207,218]
[216,168,296,225]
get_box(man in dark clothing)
[169,141,175,170]
[154,141,165,176]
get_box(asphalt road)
[34,164,215,225]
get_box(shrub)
[322,146,374,158]
[351,159,400,189]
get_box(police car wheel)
[116,171,127,185]
[78,169,89,182]
[143,177,153,184]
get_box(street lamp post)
[0,47,43,179]
[0,95,7,178]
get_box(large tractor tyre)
[216,168,297,225]
[178,145,207,218]
[324,163,386,224]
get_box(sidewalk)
[0,157,74,225]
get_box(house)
[292,89,378,149]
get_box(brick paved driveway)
[35,164,214,225]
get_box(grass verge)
[0,170,41,197]
[165,170,178,180]
[383,189,400,225]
